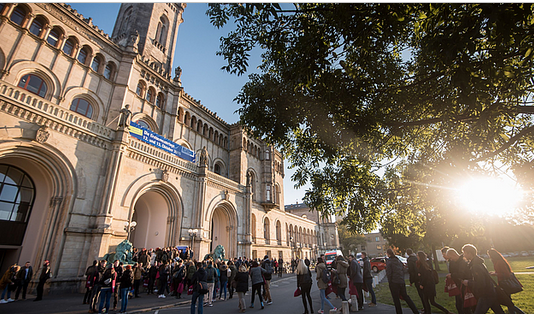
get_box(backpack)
[301,267,312,285]
[322,267,331,283]
[331,271,341,285]
[432,269,439,284]
[265,262,274,274]
[206,268,214,281]
[196,280,209,294]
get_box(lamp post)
[124,221,137,241]
[188,228,198,259]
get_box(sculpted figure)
[118,104,132,128]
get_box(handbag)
[177,282,184,294]
[294,287,302,297]
[187,285,193,295]
[489,276,514,307]
[499,273,523,295]
[463,287,477,308]
[444,277,461,297]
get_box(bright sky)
[67,2,308,205]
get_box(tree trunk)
[432,244,440,271]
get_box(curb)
[128,300,190,313]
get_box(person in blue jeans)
[315,258,336,314]
[191,262,207,314]
[361,252,377,306]
[98,266,116,314]
[218,261,228,300]
[119,265,134,313]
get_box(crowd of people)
[0,260,50,303]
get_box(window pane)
[29,19,43,36]
[104,65,112,79]
[0,165,7,183]
[86,105,93,119]
[136,84,142,96]
[63,40,74,55]
[0,201,14,221]
[77,49,87,64]
[91,58,100,72]
[136,120,150,130]
[5,167,23,185]
[20,176,33,188]
[10,7,25,26]
[13,202,31,222]
[47,30,59,46]
[0,184,19,202]
[18,187,33,204]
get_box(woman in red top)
[488,248,524,314]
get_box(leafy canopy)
[208,3,534,235]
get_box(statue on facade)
[118,104,132,128]
[246,171,252,186]
[199,146,208,167]
[130,30,139,50]
[102,239,134,264]
[203,244,226,262]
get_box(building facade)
[362,232,387,257]
[0,3,318,293]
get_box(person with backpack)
[205,261,216,306]
[191,262,208,314]
[417,251,452,314]
[98,264,116,314]
[119,265,133,314]
[83,261,98,305]
[348,254,364,310]
[261,255,274,305]
[297,259,314,314]
[249,260,267,309]
[316,257,336,314]
[488,248,524,314]
[334,255,349,301]
[235,264,249,312]
[173,260,186,299]
[361,252,376,307]
[386,248,419,314]
[218,261,229,300]
[212,263,220,302]
[89,260,106,313]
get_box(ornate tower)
[112,3,186,73]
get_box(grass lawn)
[374,256,534,313]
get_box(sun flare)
[456,177,523,216]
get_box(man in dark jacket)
[446,248,471,314]
[406,248,424,308]
[386,249,419,314]
[261,256,273,304]
[462,244,505,314]
[34,260,51,302]
[361,252,376,306]
[119,265,134,313]
[83,260,97,304]
[112,260,123,310]
[89,260,107,313]
[348,254,364,310]
[191,262,207,314]
[15,261,33,300]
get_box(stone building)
[0,3,318,293]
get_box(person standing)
[15,261,33,301]
[112,260,123,310]
[316,257,336,314]
[488,248,523,314]
[228,261,237,299]
[248,260,266,309]
[417,251,451,314]
[278,258,284,277]
[296,259,314,314]
[235,264,249,313]
[0,264,19,303]
[219,261,229,300]
[386,248,419,314]
[119,265,133,314]
[132,262,143,298]
[348,254,364,310]
[462,244,505,314]
[361,252,377,307]
[261,255,274,304]
[205,261,216,306]
[83,260,97,304]
[158,262,169,298]
[34,260,51,301]
[98,264,116,314]
[89,260,106,313]
[334,255,349,301]
[190,262,207,314]
[446,248,472,314]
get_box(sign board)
[129,121,196,163]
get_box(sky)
[67,3,309,205]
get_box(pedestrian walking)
[386,248,419,314]
[0,264,19,303]
[296,258,314,314]
[406,248,424,311]
[190,262,207,314]
[462,244,505,314]
[361,252,377,307]
[417,251,452,314]
[14,261,33,301]
[316,257,336,314]
[119,265,134,313]
[261,255,274,304]
[348,254,364,310]
[235,264,249,313]
[446,248,472,314]
[248,260,266,309]
[488,248,524,314]
[34,260,51,302]
[334,255,349,301]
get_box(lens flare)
[456,177,523,216]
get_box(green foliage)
[208,4,534,234]
[337,223,367,257]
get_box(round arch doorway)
[130,190,173,249]
[210,205,236,258]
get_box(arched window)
[276,221,282,244]
[135,120,150,130]
[62,37,75,56]
[136,81,146,97]
[18,74,47,98]
[77,46,89,64]
[104,63,114,80]
[184,112,191,126]
[146,88,154,103]
[251,214,257,242]
[275,184,281,205]
[29,16,45,37]
[120,6,132,35]
[214,163,221,175]
[191,116,197,129]
[47,28,61,47]
[0,165,35,223]
[91,55,102,73]
[156,93,164,109]
[264,218,270,243]
[203,124,208,136]
[196,120,202,133]
[156,16,168,46]
[69,98,93,119]
[10,6,26,26]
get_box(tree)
[337,223,367,257]
[208,4,534,233]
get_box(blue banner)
[129,121,196,163]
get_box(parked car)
[370,257,387,273]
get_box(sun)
[455,177,523,216]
